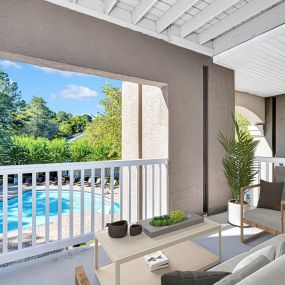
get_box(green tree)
[0,70,25,132]
[86,83,121,159]
[8,136,70,165]
[19,97,58,139]
[48,139,70,163]
[0,70,25,165]
[56,114,92,138]
[58,122,73,138]
[69,114,92,134]
[235,112,251,138]
[69,137,93,162]
[56,111,72,124]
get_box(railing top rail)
[255,156,285,164]
[0,158,168,175]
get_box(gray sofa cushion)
[232,245,275,272]
[214,256,270,285]
[209,253,249,273]
[211,235,285,274]
[276,240,285,258]
[244,208,283,231]
[249,234,285,254]
[238,254,285,285]
[161,271,230,285]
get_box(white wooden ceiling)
[214,24,285,97]
[45,0,285,96]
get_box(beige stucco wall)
[122,82,168,220]
[276,95,285,157]
[235,91,265,124]
[208,65,235,213]
[0,0,234,214]
[235,92,272,158]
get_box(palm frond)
[217,114,259,200]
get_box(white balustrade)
[0,158,168,265]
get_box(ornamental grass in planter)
[218,115,259,226]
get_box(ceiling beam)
[44,0,214,57]
[180,0,240,38]
[156,0,200,33]
[132,0,157,24]
[199,0,282,44]
[104,0,117,14]
[170,35,214,56]
[213,1,285,56]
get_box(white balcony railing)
[0,158,168,265]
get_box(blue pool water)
[0,190,120,233]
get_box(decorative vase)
[228,200,250,227]
[107,220,128,238]
[130,224,142,236]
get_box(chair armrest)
[281,200,285,206]
[75,266,90,285]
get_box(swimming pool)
[0,190,120,233]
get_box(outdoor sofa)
[162,234,285,285]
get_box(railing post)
[32,172,37,247]
[110,167,115,223]
[91,168,95,233]
[69,170,74,238]
[3,174,8,254]
[18,173,23,250]
[58,170,62,240]
[45,171,50,243]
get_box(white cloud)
[0,60,22,69]
[33,66,86,77]
[55,85,98,100]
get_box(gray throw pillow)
[161,271,230,285]
[214,255,270,285]
[257,180,283,211]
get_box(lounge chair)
[95,178,101,187]
[23,177,32,186]
[240,166,285,242]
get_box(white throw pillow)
[233,245,275,272]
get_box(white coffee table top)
[95,218,220,263]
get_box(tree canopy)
[86,83,122,159]
[0,70,25,132]
[18,96,58,139]
[0,68,122,165]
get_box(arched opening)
[235,106,272,157]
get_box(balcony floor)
[0,212,272,285]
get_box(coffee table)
[94,218,221,285]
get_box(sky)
[0,58,122,116]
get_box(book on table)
[143,251,169,272]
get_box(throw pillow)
[232,245,275,272]
[161,271,230,285]
[257,180,283,211]
[215,255,270,285]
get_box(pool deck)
[0,185,120,253]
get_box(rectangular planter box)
[137,210,204,238]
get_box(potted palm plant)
[218,115,259,226]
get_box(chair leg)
[281,208,284,234]
[240,219,244,243]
